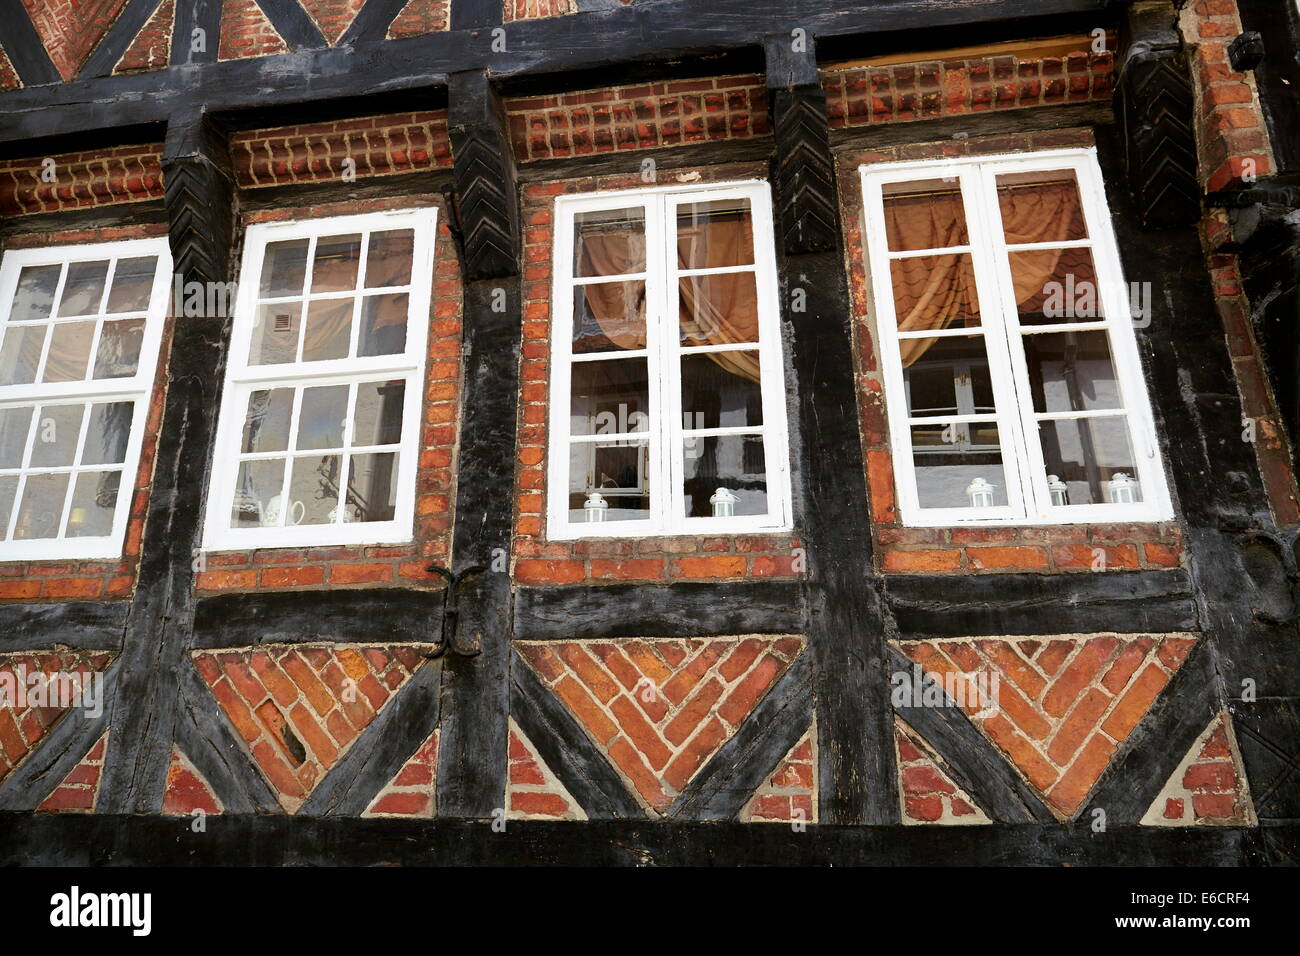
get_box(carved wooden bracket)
[161,112,236,292]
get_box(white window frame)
[859,148,1173,527]
[546,180,793,540]
[202,208,436,552]
[0,238,172,561]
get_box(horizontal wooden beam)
[192,588,444,648]
[0,602,127,652]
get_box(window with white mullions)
[860,149,1172,526]
[0,239,170,560]
[203,208,436,551]
[548,182,792,539]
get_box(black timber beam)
[253,0,329,50]
[0,0,60,87]
[78,0,165,79]
[338,0,409,44]
[172,0,222,66]
[0,601,128,652]
[192,588,444,648]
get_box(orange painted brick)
[670,555,747,578]
[882,548,962,572]
[330,563,394,585]
[261,565,326,588]
[195,569,258,590]
[966,546,1049,570]
[1101,663,1170,740]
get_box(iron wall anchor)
[424,563,487,659]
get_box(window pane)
[106,256,158,313]
[344,452,397,522]
[42,321,94,382]
[352,380,404,446]
[572,281,646,354]
[358,293,408,357]
[911,422,1010,510]
[260,239,310,298]
[365,230,414,288]
[1009,247,1101,325]
[1038,416,1140,506]
[311,234,362,293]
[568,437,650,522]
[679,272,758,346]
[0,325,45,385]
[1023,329,1122,413]
[902,335,995,417]
[57,261,109,316]
[231,459,286,527]
[302,298,353,362]
[296,385,348,450]
[0,406,33,467]
[288,454,340,525]
[0,474,16,537]
[882,178,969,252]
[242,389,293,453]
[682,434,768,518]
[574,207,645,277]
[570,358,649,436]
[14,472,69,539]
[82,402,133,465]
[10,264,60,322]
[250,302,302,365]
[890,253,980,333]
[93,318,145,379]
[66,470,120,537]
[676,199,754,270]
[30,404,83,467]
[681,352,762,429]
[997,169,1087,243]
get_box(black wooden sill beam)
[0,0,1106,146]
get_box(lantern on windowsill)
[584,492,609,522]
[1107,473,1140,504]
[965,477,995,508]
[710,487,738,518]
[1047,474,1069,507]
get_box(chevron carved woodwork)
[1117,0,1200,228]
[162,114,236,291]
[517,636,804,813]
[449,70,521,281]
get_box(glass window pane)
[260,239,310,298]
[679,272,758,346]
[311,234,362,293]
[0,474,17,538]
[676,199,753,270]
[302,298,353,362]
[82,402,133,465]
[568,437,650,522]
[30,404,84,467]
[1010,247,1101,325]
[0,325,45,386]
[365,230,414,288]
[911,422,1010,510]
[681,352,762,430]
[352,380,404,447]
[231,459,286,528]
[287,454,341,526]
[902,335,995,417]
[93,318,145,379]
[682,434,768,518]
[296,385,348,450]
[891,253,980,333]
[1038,416,1140,506]
[14,473,69,539]
[570,358,649,436]
[106,256,158,313]
[250,302,302,365]
[882,178,969,252]
[997,169,1088,243]
[241,388,294,453]
[344,452,397,522]
[358,293,408,357]
[0,406,33,468]
[1023,330,1122,414]
[42,321,94,382]
[572,281,645,354]
[57,261,109,316]
[10,264,61,322]
[574,207,645,278]
[66,471,120,537]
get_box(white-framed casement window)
[202,208,436,552]
[859,148,1172,527]
[547,180,793,539]
[0,239,171,561]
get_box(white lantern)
[965,477,995,508]
[584,491,609,522]
[1047,474,1069,507]
[710,487,738,518]
[1107,472,1139,504]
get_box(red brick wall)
[0,145,165,217]
[505,76,770,163]
[514,162,802,586]
[231,113,452,189]
[218,0,289,61]
[0,45,21,91]
[20,0,129,81]
[0,222,170,602]
[386,0,450,39]
[836,128,1186,574]
[195,195,461,594]
[113,0,174,75]
[502,0,576,22]
[300,0,365,45]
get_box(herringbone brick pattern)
[1143,709,1254,826]
[0,45,21,91]
[507,718,585,820]
[899,634,1196,818]
[114,0,174,74]
[301,0,364,44]
[219,0,290,61]
[738,724,816,824]
[895,718,988,824]
[386,0,449,38]
[363,728,439,817]
[517,636,802,812]
[0,651,114,785]
[193,643,429,813]
[162,748,223,815]
[502,0,575,22]
[21,0,128,80]
[37,732,108,812]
